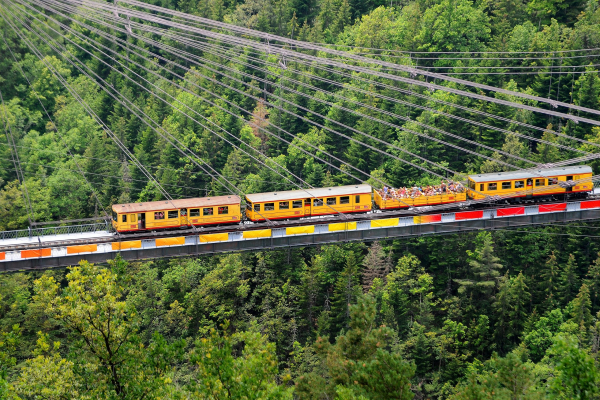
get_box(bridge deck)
[1,199,600,273]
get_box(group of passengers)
[379,180,465,200]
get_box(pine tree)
[585,252,600,313]
[569,283,593,341]
[455,232,503,296]
[331,252,363,332]
[507,272,531,343]
[560,254,580,305]
[361,241,392,292]
[540,251,561,311]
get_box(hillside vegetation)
[2,0,600,398]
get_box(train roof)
[112,195,241,213]
[245,184,373,203]
[468,165,592,183]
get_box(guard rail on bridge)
[2,200,600,272]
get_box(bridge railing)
[0,222,112,241]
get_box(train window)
[279,201,289,210]
[218,206,229,215]
[327,198,337,205]
[168,211,178,219]
[566,175,573,181]
[203,207,214,216]
[254,204,260,212]
[293,200,303,208]
[122,214,127,223]
[515,181,524,189]
[265,203,275,211]
[190,209,200,217]
[112,211,118,221]
[535,179,545,186]
[502,182,512,189]
[180,209,187,216]
[480,184,484,191]
[314,198,323,206]
[304,199,311,206]
[355,195,360,203]
[488,183,497,191]
[469,181,475,189]
[340,196,350,204]
[154,212,165,220]
[130,214,137,223]
[549,177,558,184]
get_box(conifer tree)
[455,232,503,297]
[585,252,600,313]
[560,254,580,305]
[361,241,392,292]
[540,251,560,311]
[331,252,363,331]
[569,283,593,341]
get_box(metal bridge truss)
[2,199,600,272]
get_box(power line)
[91,0,600,123]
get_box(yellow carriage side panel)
[286,225,315,235]
[156,237,185,247]
[371,218,399,228]
[199,233,229,243]
[67,244,98,254]
[112,240,142,251]
[329,222,357,231]
[243,229,272,239]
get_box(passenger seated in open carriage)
[378,180,465,200]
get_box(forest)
[2,0,600,397]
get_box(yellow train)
[112,196,241,233]
[466,166,593,201]
[111,166,593,233]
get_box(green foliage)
[190,322,294,399]
[3,0,600,398]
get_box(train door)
[526,178,533,198]
[304,198,311,216]
[138,213,146,229]
[566,176,574,192]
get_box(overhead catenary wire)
[76,0,600,124]
[28,0,402,186]
[1,33,115,222]
[40,0,597,158]
[2,3,238,197]
[0,89,35,227]
[148,31,545,167]
[0,142,305,186]
[29,0,596,198]
[94,11,593,154]
[8,1,362,219]
[0,8,179,211]
[10,0,600,212]
[30,0,414,196]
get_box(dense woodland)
[2,0,600,398]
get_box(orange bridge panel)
[156,237,186,247]
[21,248,51,258]
[67,245,98,254]
[111,241,142,251]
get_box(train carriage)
[467,166,593,201]
[374,188,467,210]
[112,196,241,233]
[245,185,372,222]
